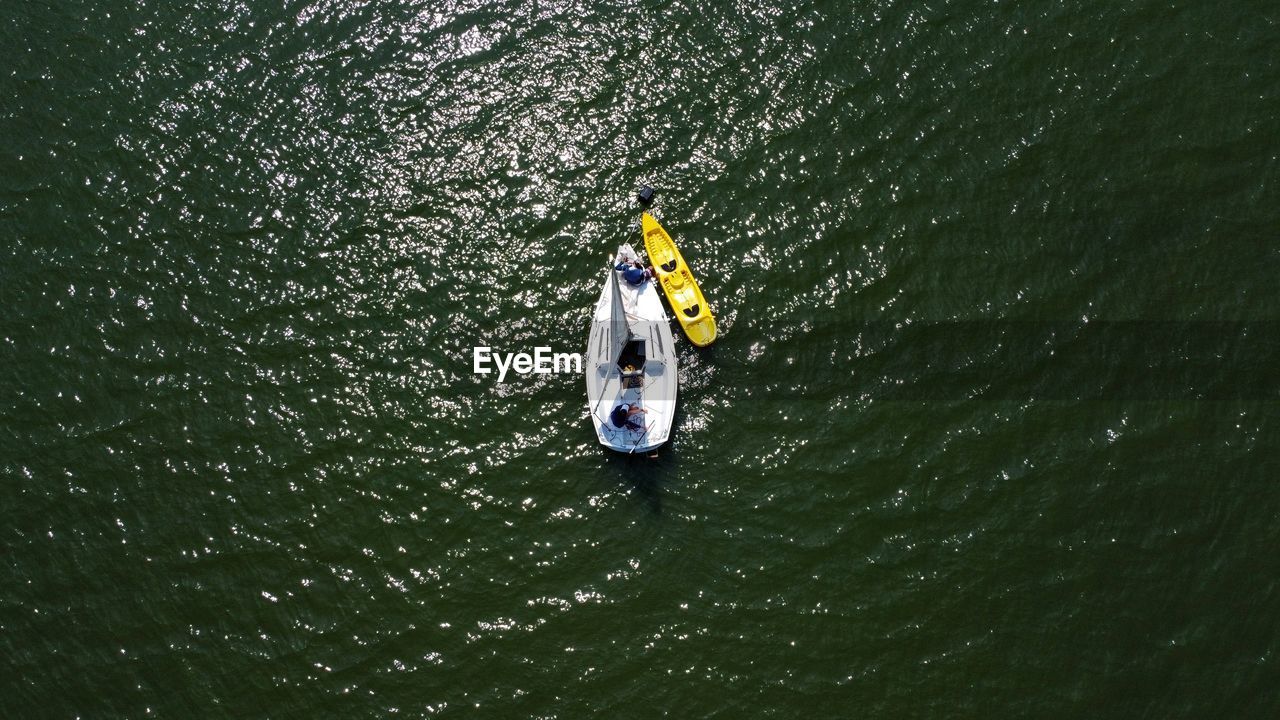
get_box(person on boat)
[609,403,647,430]
[615,259,652,286]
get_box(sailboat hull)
[585,244,678,453]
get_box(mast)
[607,260,632,366]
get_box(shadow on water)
[599,445,679,515]
[593,391,689,515]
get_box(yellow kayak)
[641,212,717,347]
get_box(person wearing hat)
[609,402,647,430]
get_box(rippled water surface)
[3,0,1278,716]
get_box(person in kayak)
[610,403,647,430]
[615,259,652,286]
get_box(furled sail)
[607,264,631,366]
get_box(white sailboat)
[585,244,678,454]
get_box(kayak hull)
[641,213,717,347]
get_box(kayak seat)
[683,304,700,318]
[660,259,678,273]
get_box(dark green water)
[3,0,1279,716]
